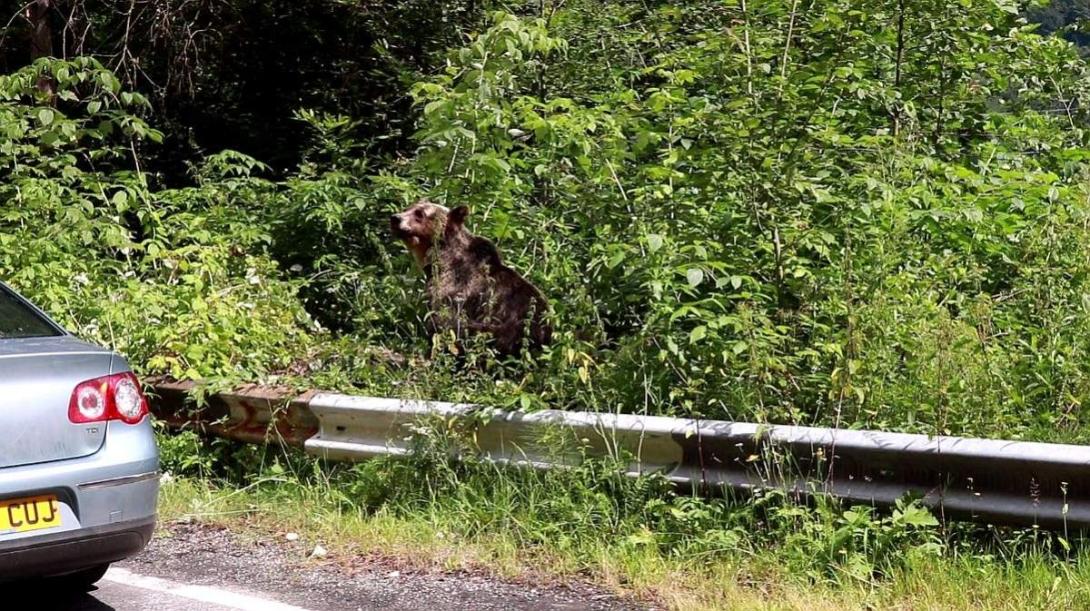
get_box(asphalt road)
[12,522,645,611]
[15,567,309,611]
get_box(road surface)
[10,521,644,611]
[14,567,312,611]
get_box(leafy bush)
[0,58,317,382]
[275,6,1090,441]
[7,2,1090,447]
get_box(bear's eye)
[414,209,424,219]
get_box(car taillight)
[68,372,149,425]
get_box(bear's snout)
[390,214,405,237]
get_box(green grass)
[156,437,1090,610]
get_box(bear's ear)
[449,205,469,226]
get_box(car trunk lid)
[0,337,115,469]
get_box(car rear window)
[0,286,62,338]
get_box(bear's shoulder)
[466,235,503,267]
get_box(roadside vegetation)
[5,1,1090,441]
[4,0,1090,607]
[158,437,1090,610]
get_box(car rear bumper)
[0,419,159,578]
[0,516,155,580]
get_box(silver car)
[0,282,158,588]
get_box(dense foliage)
[1030,0,1090,47]
[0,0,480,176]
[0,58,315,379]
[4,1,1090,443]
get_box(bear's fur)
[390,199,552,356]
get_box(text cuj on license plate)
[0,496,61,533]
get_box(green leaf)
[647,234,663,253]
[625,528,656,546]
[686,268,704,288]
[665,337,679,355]
[37,108,54,126]
[689,325,707,343]
[897,504,939,527]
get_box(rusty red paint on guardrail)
[147,378,317,446]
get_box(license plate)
[0,495,62,533]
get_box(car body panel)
[0,282,159,580]
[0,419,158,540]
[0,335,108,358]
[0,338,116,468]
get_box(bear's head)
[390,199,469,266]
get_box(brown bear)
[390,199,552,356]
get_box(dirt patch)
[121,520,651,611]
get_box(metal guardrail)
[150,380,1090,530]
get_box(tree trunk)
[892,0,905,136]
[26,0,55,95]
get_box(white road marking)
[102,567,313,611]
